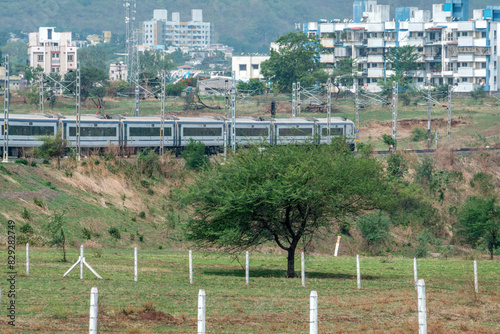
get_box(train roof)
[0,113,60,121]
[61,115,121,122]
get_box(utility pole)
[426,81,432,149]
[354,82,360,146]
[327,78,332,143]
[76,62,81,161]
[224,79,229,161]
[292,82,296,118]
[124,0,136,81]
[160,70,166,157]
[392,81,398,152]
[2,55,9,163]
[297,82,301,117]
[447,85,452,147]
[231,71,236,151]
[133,29,140,116]
[38,71,44,114]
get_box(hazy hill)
[0,0,494,52]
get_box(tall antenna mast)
[391,81,398,152]
[160,70,166,157]
[231,71,236,151]
[124,0,136,82]
[76,62,81,161]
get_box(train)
[0,114,355,156]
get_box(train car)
[122,116,175,150]
[272,118,316,144]
[0,114,59,155]
[62,115,121,148]
[230,117,272,146]
[176,116,225,153]
[315,117,356,145]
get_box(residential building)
[232,56,269,81]
[142,9,211,50]
[109,62,128,81]
[304,0,500,92]
[103,31,112,43]
[28,27,78,75]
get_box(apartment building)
[28,27,78,75]
[142,9,211,50]
[304,0,500,92]
[232,56,270,81]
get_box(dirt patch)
[0,188,58,201]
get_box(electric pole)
[2,55,9,163]
[39,71,44,114]
[354,82,360,146]
[160,70,166,157]
[297,82,301,117]
[231,71,236,151]
[76,62,81,161]
[327,78,332,143]
[447,85,452,147]
[292,82,296,118]
[392,81,398,152]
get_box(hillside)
[0,0,494,51]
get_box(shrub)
[94,160,100,165]
[181,139,209,171]
[165,83,185,96]
[399,93,411,106]
[131,217,137,222]
[386,153,407,178]
[138,234,144,242]
[82,227,92,240]
[81,161,87,166]
[0,165,12,175]
[158,245,163,250]
[139,211,146,219]
[470,172,494,194]
[130,234,135,241]
[33,198,45,208]
[410,127,428,142]
[22,208,32,221]
[30,161,37,167]
[108,227,121,239]
[43,159,50,164]
[356,142,372,158]
[381,134,395,147]
[15,158,28,165]
[147,189,155,195]
[140,180,150,188]
[414,157,434,185]
[357,211,391,248]
[20,222,34,234]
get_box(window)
[129,127,172,137]
[461,32,468,37]
[183,127,222,136]
[279,127,313,136]
[251,64,259,70]
[461,62,468,67]
[236,127,269,137]
[68,55,73,61]
[69,127,117,137]
[417,77,424,82]
[461,77,468,82]
[239,64,247,71]
[38,55,43,61]
[481,32,486,38]
[321,128,343,136]
[9,125,54,136]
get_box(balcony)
[367,38,384,48]
[474,39,487,47]
[367,68,384,77]
[457,36,474,47]
[457,53,474,62]
[367,54,383,63]
[320,54,335,63]
[458,67,474,77]
[474,69,487,77]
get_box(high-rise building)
[28,27,78,75]
[142,9,211,49]
[304,0,500,92]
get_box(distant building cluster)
[303,0,500,92]
[142,9,211,50]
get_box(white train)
[1,114,355,155]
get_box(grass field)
[1,247,499,333]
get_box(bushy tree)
[186,139,387,277]
[261,32,325,93]
[237,79,266,95]
[33,129,68,168]
[357,211,391,254]
[64,66,108,101]
[456,196,499,259]
[386,153,407,178]
[46,212,68,262]
[181,139,209,171]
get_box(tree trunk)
[286,245,296,278]
[490,246,494,260]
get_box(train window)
[9,125,54,136]
[321,128,344,136]
[183,127,222,137]
[279,127,313,136]
[69,127,117,137]
[130,127,163,137]
[236,127,269,136]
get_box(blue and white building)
[304,0,500,92]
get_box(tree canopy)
[65,66,108,100]
[33,129,68,167]
[186,140,387,277]
[260,32,326,93]
[456,196,499,259]
[384,45,421,87]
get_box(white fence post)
[417,279,427,334]
[134,247,138,282]
[26,243,30,277]
[80,245,84,280]
[414,257,418,290]
[89,287,98,334]
[189,250,193,284]
[474,260,478,294]
[310,290,318,334]
[334,236,341,256]
[301,252,305,287]
[198,289,206,334]
[356,254,361,290]
[245,251,249,286]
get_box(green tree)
[65,66,108,101]
[186,140,386,277]
[46,211,68,262]
[260,32,325,93]
[33,129,68,168]
[181,139,209,171]
[77,45,107,71]
[237,79,266,95]
[456,196,500,260]
[384,45,420,86]
[469,86,486,103]
[357,211,391,254]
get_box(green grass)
[1,247,499,333]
